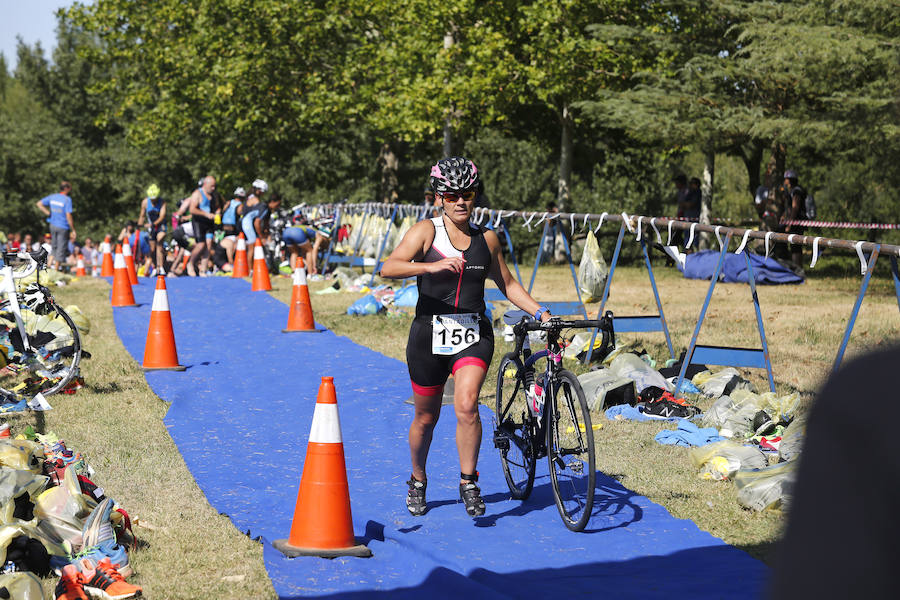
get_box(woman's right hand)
[426,256,466,274]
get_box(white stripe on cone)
[308,403,342,443]
[237,237,246,250]
[151,288,170,312]
[123,242,133,257]
[114,252,126,268]
[77,258,85,269]
[253,244,264,260]
[101,242,110,253]
[293,266,307,286]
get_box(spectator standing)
[81,237,98,271]
[782,169,807,268]
[35,181,75,269]
[670,174,689,247]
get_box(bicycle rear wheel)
[546,369,596,531]
[0,295,82,399]
[494,354,536,500]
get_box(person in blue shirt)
[35,181,75,269]
[138,183,168,272]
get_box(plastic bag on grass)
[688,440,768,480]
[778,415,806,462]
[0,571,44,599]
[577,370,636,412]
[692,367,754,398]
[394,285,418,307]
[0,467,49,522]
[0,440,45,473]
[577,231,607,303]
[701,392,765,438]
[63,306,90,336]
[734,461,796,511]
[33,466,95,549]
[608,353,671,393]
[346,294,381,315]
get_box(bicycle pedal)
[492,430,510,451]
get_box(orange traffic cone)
[100,236,114,277]
[232,233,250,278]
[75,254,87,277]
[110,245,137,307]
[122,238,139,285]
[142,275,186,371]
[273,377,372,558]
[251,239,271,291]
[283,258,322,333]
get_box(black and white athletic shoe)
[406,476,427,516]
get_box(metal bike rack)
[583,222,675,364]
[674,231,775,393]
[527,220,587,317]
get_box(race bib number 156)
[432,313,480,355]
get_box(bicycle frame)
[0,255,39,353]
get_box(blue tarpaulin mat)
[681,250,804,284]
[113,277,767,598]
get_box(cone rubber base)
[112,303,138,308]
[143,365,187,371]
[281,327,325,333]
[273,538,372,558]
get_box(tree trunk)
[740,141,763,196]
[765,141,786,189]
[557,104,573,212]
[698,148,714,249]
[378,142,399,203]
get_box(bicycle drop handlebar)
[1,249,47,280]
[511,312,616,358]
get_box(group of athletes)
[127,176,330,277]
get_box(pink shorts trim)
[411,381,444,397]
[452,357,488,374]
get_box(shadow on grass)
[88,382,122,394]
[733,538,780,566]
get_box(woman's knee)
[414,408,440,430]
[454,393,480,424]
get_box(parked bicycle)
[493,312,615,531]
[0,249,82,400]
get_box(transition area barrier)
[301,202,900,387]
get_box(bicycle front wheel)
[0,298,82,398]
[546,369,596,531]
[495,354,536,500]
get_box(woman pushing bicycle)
[381,156,552,518]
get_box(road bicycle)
[0,249,83,400]
[493,312,615,531]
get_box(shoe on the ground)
[82,498,115,550]
[75,557,142,599]
[55,564,89,600]
[459,475,485,517]
[76,541,132,579]
[406,476,427,516]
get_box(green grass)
[22,258,896,596]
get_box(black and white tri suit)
[407,216,494,396]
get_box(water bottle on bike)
[526,373,545,418]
